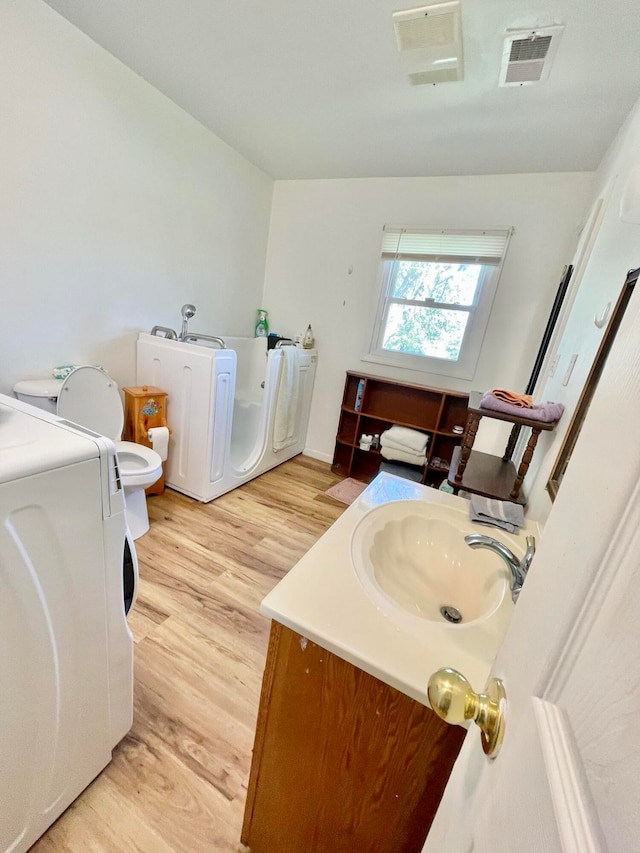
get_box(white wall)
[262,174,593,462]
[525,96,640,521]
[0,0,273,395]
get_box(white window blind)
[381,226,511,266]
[367,223,512,379]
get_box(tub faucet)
[464,533,536,603]
[180,303,196,340]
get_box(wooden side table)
[447,391,559,505]
[122,385,169,496]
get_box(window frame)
[364,227,511,380]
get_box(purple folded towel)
[480,392,564,423]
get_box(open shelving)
[331,372,469,487]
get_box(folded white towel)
[380,436,426,459]
[383,425,429,454]
[380,446,426,466]
[380,434,430,455]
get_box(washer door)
[122,532,138,615]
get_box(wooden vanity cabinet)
[241,622,465,853]
[332,372,469,487]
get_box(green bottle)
[255,309,269,338]
[303,324,314,349]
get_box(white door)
[423,280,640,853]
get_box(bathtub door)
[136,335,236,502]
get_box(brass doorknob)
[427,667,506,758]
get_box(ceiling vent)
[392,2,464,85]
[499,25,564,86]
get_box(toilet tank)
[13,379,64,415]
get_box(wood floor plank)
[136,530,226,583]
[247,534,320,575]
[103,729,244,853]
[31,779,177,853]
[128,595,172,643]
[132,676,252,804]
[136,618,263,727]
[31,455,347,852]
[148,499,266,552]
[139,564,273,660]
[212,562,289,609]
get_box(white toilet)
[14,367,163,539]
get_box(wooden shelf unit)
[331,372,469,487]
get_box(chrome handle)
[181,332,226,348]
[427,667,506,758]
[150,325,178,340]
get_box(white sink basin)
[351,500,520,628]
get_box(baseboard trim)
[302,448,333,464]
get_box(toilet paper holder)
[146,426,171,462]
[122,385,171,496]
[143,424,173,440]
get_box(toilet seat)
[115,441,163,486]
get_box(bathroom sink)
[350,500,519,628]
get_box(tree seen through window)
[383,261,482,361]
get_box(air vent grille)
[505,60,545,84]
[499,26,564,87]
[394,12,457,52]
[392,2,464,85]
[509,35,552,63]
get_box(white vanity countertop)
[261,473,541,708]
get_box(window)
[366,226,512,379]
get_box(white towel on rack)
[273,346,301,451]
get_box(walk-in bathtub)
[136,333,317,502]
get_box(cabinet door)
[242,623,464,853]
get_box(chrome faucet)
[180,303,196,340]
[464,533,536,603]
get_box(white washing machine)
[0,393,135,852]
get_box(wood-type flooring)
[31,455,345,852]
